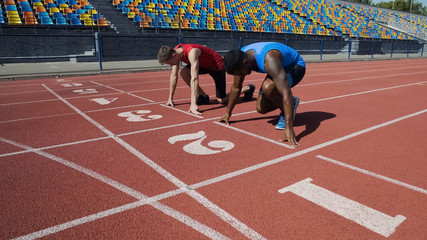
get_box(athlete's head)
[157,46,180,65]
[224,49,252,76]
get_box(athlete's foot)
[196,95,210,105]
[242,84,255,101]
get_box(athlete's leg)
[179,65,208,97]
[256,76,284,114]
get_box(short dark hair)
[157,46,176,65]
[224,49,247,74]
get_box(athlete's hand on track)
[166,99,174,107]
[279,128,300,147]
[218,112,231,125]
[188,104,201,115]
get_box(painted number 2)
[168,131,234,155]
[118,110,162,122]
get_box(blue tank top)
[241,42,305,73]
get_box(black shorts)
[184,65,227,99]
[265,64,306,88]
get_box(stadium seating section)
[0,0,109,26]
[1,0,426,40]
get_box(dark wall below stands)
[0,29,423,63]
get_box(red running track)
[0,59,426,239]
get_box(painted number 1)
[278,178,406,237]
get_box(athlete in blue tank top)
[220,42,306,147]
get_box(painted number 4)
[168,131,234,155]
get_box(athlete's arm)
[188,48,202,115]
[218,75,245,125]
[264,51,300,147]
[166,64,179,106]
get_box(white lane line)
[2,63,426,96]
[316,155,427,195]
[2,67,425,106]
[0,136,112,158]
[3,78,425,156]
[91,81,155,103]
[42,84,265,240]
[160,104,204,119]
[0,113,77,124]
[0,97,194,124]
[306,66,427,78]
[213,121,294,149]
[0,60,420,89]
[9,108,427,239]
[1,138,229,240]
[298,70,427,87]
[301,81,427,104]
[191,109,427,190]
[0,111,257,158]
[117,111,257,137]
[278,178,406,237]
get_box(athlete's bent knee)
[261,81,277,96]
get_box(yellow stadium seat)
[84,18,95,26]
[49,7,60,16]
[128,11,135,19]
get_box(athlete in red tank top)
[157,44,255,115]
[175,44,224,72]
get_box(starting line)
[279,178,406,237]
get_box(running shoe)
[196,95,210,105]
[242,84,256,101]
[275,96,300,130]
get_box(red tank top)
[175,44,224,71]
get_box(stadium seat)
[92,13,101,21]
[24,16,38,25]
[37,11,49,19]
[49,7,60,16]
[6,5,18,12]
[59,3,69,11]
[79,13,90,20]
[62,8,73,16]
[128,11,135,19]
[70,17,82,25]
[46,3,56,10]
[40,16,53,25]
[75,9,85,16]
[66,12,76,20]
[52,12,63,19]
[56,17,67,25]
[133,14,141,23]
[97,18,108,26]
[84,18,95,26]
[32,1,43,9]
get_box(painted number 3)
[118,110,163,122]
[168,131,234,155]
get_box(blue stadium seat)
[38,12,49,19]
[6,5,18,12]
[46,3,57,10]
[133,15,142,23]
[52,12,63,19]
[70,17,82,25]
[92,14,101,21]
[41,17,54,25]
[21,6,33,13]
[67,13,76,20]
[75,9,85,16]
[56,17,67,25]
